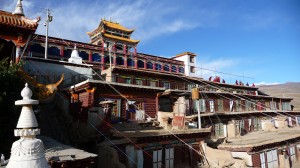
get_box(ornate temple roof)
[87,19,139,45]
[0,10,39,30]
[101,19,134,33]
[101,32,140,44]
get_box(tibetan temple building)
[1,1,300,168]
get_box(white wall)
[231,152,253,167]
[23,59,93,87]
[174,54,196,77]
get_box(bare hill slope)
[259,82,300,111]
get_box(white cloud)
[1,0,17,12]
[23,0,220,43]
[195,58,237,79]
[255,82,281,86]
[1,1,221,43]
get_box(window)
[282,102,291,111]
[217,99,223,112]
[156,64,162,70]
[260,152,266,168]
[297,116,300,125]
[153,150,162,168]
[164,64,170,71]
[150,81,157,87]
[190,66,195,73]
[236,100,242,112]
[209,100,214,112]
[125,78,131,84]
[116,56,124,65]
[48,46,60,57]
[289,146,296,163]
[92,53,101,62]
[165,148,174,168]
[179,67,184,73]
[187,84,196,90]
[253,117,262,131]
[200,99,206,112]
[235,120,244,135]
[99,98,121,123]
[79,51,89,60]
[190,56,195,63]
[266,149,278,168]
[137,150,143,168]
[135,79,143,85]
[214,123,224,137]
[127,58,134,67]
[246,101,252,111]
[230,100,234,112]
[147,62,153,69]
[163,82,170,89]
[138,60,145,68]
[171,66,177,72]
[270,101,277,110]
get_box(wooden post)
[101,41,105,70]
[15,45,21,63]
[134,58,138,69]
[123,44,127,54]
[124,44,127,67]
[60,46,64,58]
[134,46,137,56]
[88,50,92,62]
[144,59,147,69]
[113,43,116,66]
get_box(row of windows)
[259,147,296,168]
[116,77,173,89]
[193,99,292,113]
[30,44,185,73]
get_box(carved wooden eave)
[0,10,39,46]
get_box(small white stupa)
[68,45,82,64]
[12,0,24,16]
[6,83,49,168]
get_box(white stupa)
[68,45,82,64]
[6,83,49,168]
[12,0,24,16]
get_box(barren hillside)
[259,82,300,111]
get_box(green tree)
[0,58,24,157]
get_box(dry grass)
[259,82,300,111]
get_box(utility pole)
[44,9,53,59]
[192,84,201,129]
[197,85,201,129]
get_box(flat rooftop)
[218,127,300,152]
[39,136,97,162]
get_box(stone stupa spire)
[6,83,49,168]
[12,0,24,16]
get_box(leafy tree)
[0,58,24,157]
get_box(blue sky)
[2,0,300,85]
